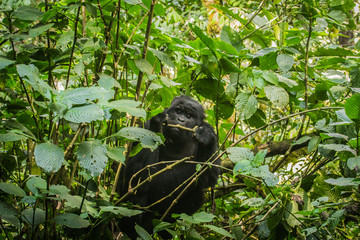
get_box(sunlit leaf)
[34,142,64,173]
[77,140,108,177]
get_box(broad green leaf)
[4,120,36,139]
[56,86,113,108]
[227,147,254,163]
[13,6,43,21]
[0,132,28,142]
[325,177,357,186]
[319,144,356,155]
[264,85,289,108]
[242,197,265,207]
[77,140,108,177]
[347,156,360,170]
[262,71,279,85]
[57,30,74,48]
[16,64,53,99]
[107,147,126,163]
[276,54,294,72]
[26,177,47,195]
[235,93,258,120]
[276,74,298,87]
[64,104,105,123]
[190,24,218,57]
[0,182,26,197]
[100,206,142,217]
[134,59,153,75]
[335,109,352,123]
[308,136,321,153]
[204,225,234,238]
[192,212,215,223]
[0,201,19,216]
[22,208,45,227]
[29,24,54,37]
[322,70,346,84]
[135,224,153,240]
[0,57,15,70]
[285,201,301,227]
[253,48,277,58]
[107,100,146,119]
[34,142,64,173]
[252,165,278,186]
[54,213,90,228]
[98,73,120,90]
[115,127,163,151]
[150,48,175,68]
[220,25,242,52]
[329,209,345,229]
[219,57,241,73]
[345,94,360,124]
[328,10,347,23]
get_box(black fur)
[119,96,220,238]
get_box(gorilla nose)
[177,117,185,122]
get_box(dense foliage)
[0,0,360,239]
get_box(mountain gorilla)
[118,95,220,238]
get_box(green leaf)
[56,86,113,108]
[325,177,358,186]
[13,6,43,21]
[308,136,321,153]
[4,120,36,139]
[0,57,15,70]
[100,206,142,217]
[219,57,241,73]
[235,93,258,120]
[26,177,47,195]
[22,208,45,227]
[220,25,242,52]
[0,201,19,216]
[227,147,254,163]
[190,24,218,57]
[319,144,356,155]
[107,100,146,119]
[150,48,175,68]
[77,140,108,177]
[107,147,126,163]
[276,54,294,72]
[135,224,153,240]
[115,127,163,151]
[192,212,215,223]
[0,183,26,197]
[64,104,105,123]
[242,197,265,207]
[29,24,54,37]
[134,59,153,75]
[347,156,360,170]
[204,225,234,238]
[345,94,360,124]
[54,213,90,228]
[34,142,64,173]
[0,132,28,142]
[264,85,289,108]
[16,64,53,99]
[276,74,298,88]
[328,209,345,228]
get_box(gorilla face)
[163,96,205,141]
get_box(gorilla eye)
[186,113,191,118]
[176,109,182,114]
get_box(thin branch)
[65,6,81,89]
[135,0,156,101]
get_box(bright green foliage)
[0,0,360,239]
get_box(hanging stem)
[134,0,156,101]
